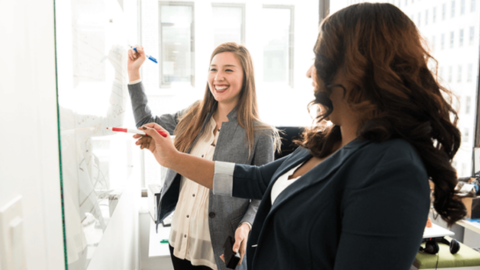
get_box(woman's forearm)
[167,152,215,189]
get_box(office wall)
[0,0,65,269]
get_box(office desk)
[413,223,480,269]
[423,223,455,238]
[457,219,480,235]
[149,220,171,257]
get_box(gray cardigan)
[128,82,275,270]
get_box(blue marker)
[130,45,158,64]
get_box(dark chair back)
[275,126,305,160]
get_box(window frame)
[262,4,295,88]
[158,1,195,88]
[452,0,456,17]
[211,3,246,46]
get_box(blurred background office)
[0,0,479,270]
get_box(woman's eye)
[226,69,233,72]
[210,68,217,71]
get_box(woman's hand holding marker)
[127,45,146,82]
[134,123,177,168]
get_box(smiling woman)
[208,52,244,106]
[127,42,279,270]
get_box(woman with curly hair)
[136,3,466,269]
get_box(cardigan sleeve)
[128,81,182,134]
[333,156,430,270]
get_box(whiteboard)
[55,0,134,268]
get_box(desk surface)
[423,223,454,238]
[457,219,480,234]
[149,220,171,257]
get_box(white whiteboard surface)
[55,0,135,268]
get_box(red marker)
[106,127,168,137]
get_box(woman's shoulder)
[367,138,418,156]
[251,121,276,135]
[359,138,424,169]
[348,139,429,187]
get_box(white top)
[271,162,304,204]
[169,117,218,269]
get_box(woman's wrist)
[239,222,252,231]
[128,70,141,82]
[166,150,182,170]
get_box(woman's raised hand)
[127,45,146,81]
[134,123,177,168]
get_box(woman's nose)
[306,65,314,78]
[215,71,225,81]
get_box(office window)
[450,31,455,48]
[159,3,194,87]
[405,0,408,6]
[452,0,456,17]
[472,0,477,11]
[440,66,444,79]
[262,6,294,87]
[432,35,436,51]
[212,4,245,48]
[425,10,429,25]
[460,29,464,46]
[466,96,471,114]
[441,33,445,49]
[470,26,475,45]
[463,128,469,143]
[433,7,437,23]
[442,3,446,20]
[458,65,462,82]
[418,12,422,26]
[448,66,453,82]
[468,63,473,81]
[461,0,466,14]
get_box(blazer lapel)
[268,138,370,214]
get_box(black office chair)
[275,126,305,160]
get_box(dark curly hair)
[297,3,466,226]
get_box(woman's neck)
[214,102,236,123]
[338,118,360,148]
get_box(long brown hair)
[298,3,465,226]
[174,42,278,154]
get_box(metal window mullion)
[191,8,195,88]
[471,16,480,176]
[289,6,294,88]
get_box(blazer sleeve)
[239,131,276,226]
[128,81,181,134]
[213,155,287,200]
[334,156,430,270]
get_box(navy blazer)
[222,138,430,270]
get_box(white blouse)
[270,162,304,204]
[169,117,219,270]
